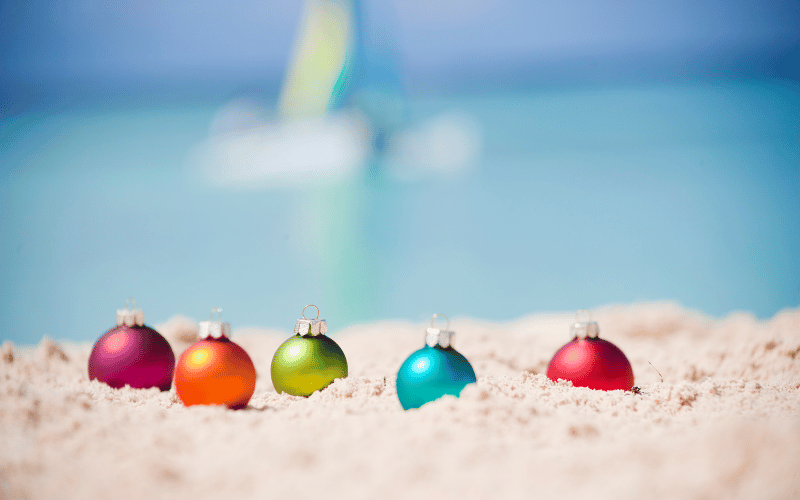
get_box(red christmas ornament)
[547,311,634,391]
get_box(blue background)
[1,0,799,344]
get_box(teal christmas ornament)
[396,314,477,410]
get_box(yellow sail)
[278,0,354,120]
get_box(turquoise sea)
[1,78,798,344]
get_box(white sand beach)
[2,303,799,499]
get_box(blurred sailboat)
[279,0,406,145]
[192,0,407,188]
[191,0,480,187]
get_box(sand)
[1,303,799,499]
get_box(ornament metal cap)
[570,310,600,339]
[198,308,231,340]
[425,313,453,348]
[116,298,145,327]
[294,305,327,336]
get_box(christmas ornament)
[271,305,348,397]
[88,299,175,391]
[396,314,477,410]
[547,310,634,391]
[174,308,257,409]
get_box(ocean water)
[1,78,798,344]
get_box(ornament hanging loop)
[431,313,450,331]
[199,307,231,340]
[116,297,144,327]
[426,313,453,348]
[295,305,327,336]
[571,310,600,339]
[302,305,320,320]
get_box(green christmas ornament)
[270,305,348,396]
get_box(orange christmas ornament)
[175,308,256,409]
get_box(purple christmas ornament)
[88,299,175,391]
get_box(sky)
[1,0,798,106]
